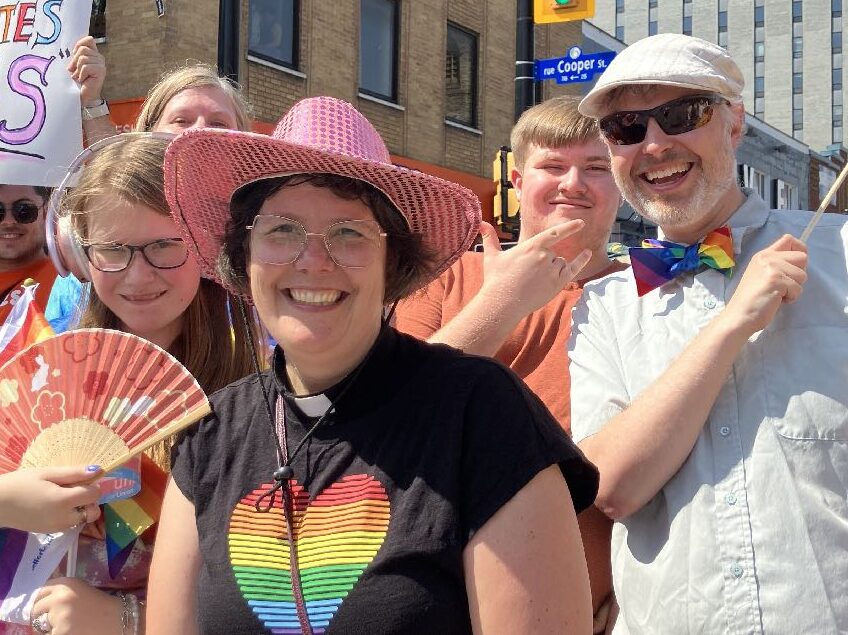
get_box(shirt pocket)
[761,326,848,442]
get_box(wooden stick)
[800,159,848,243]
[97,402,212,475]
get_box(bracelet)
[82,98,110,119]
[118,592,130,635]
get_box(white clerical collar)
[292,392,333,417]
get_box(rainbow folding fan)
[0,329,211,474]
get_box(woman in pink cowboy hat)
[147,96,598,634]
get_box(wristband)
[83,98,110,120]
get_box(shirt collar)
[724,188,770,255]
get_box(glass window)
[683,3,692,17]
[835,89,843,105]
[754,0,764,6]
[616,25,625,40]
[649,21,658,35]
[360,0,399,101]
[793,58,803,73]
[755,97,765,113]
[755,6,765,26]
[718,30,728,47]
[834,31,842,51]
[793,72,803,93]
[834,52,843,68]
[755,76,765,97]
[445,24,478,128]
[755,26,765,42]
[718,12,728,29]
[683,16,692,34]
[834,104,843,119]
[793,108,803,126]
[90,0,106,39]
[248,0,298,68]
[793,37,803,57]
[756,61,765,76]
[793,94,803,109]
[719,0,728,10]
[616,0,625,12]
[793,129,804,142]
[834,16,843,31]
[755,41,765,59]
[649,0,657,7]
[792,1,802,21]
[835,125,843,143]
[649,7,658,20]
[794,22,804,37]
[834,0,842,13]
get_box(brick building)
[94,0,591,223]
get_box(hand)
[592,592,619,635]
[31,578,123,635]
[68,36,106,107]
[476,220,590,323]
[0,466,102,533]
[721,234,808,335]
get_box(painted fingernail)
[86,465,101,472]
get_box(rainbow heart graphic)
[228,473,390,634]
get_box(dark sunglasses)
[599,94,730,146]
[0,200,41,224]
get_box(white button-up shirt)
[570,191,848,635]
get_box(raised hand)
[68,36,106,107]
[722,234,808,335]
[476,219,591,323]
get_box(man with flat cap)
[569,33,848,634]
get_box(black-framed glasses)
[246,215,387,268]
[0,200,41,224]
[599,94,730,146]
[83,237,189,272]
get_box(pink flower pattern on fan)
[83,371,110,399]
[125,349,167,391]
[1,430,27,463]
[19,347,40,375]
[31,391,67,430]
[63,331,103,363]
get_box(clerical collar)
[271,324,397,419]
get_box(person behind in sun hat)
[569,32,848,633]
[147,96,600,634]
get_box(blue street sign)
[535,46,616,85]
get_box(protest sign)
[0,0,91,186]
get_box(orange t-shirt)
[0,258,58,323]
[396,251,626,434]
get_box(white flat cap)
[579,33,745,118]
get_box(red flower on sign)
[83,371,109,399]
[63,332,102,363]
[31,391,66,429]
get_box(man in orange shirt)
[396,96,625,632]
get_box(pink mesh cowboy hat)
[163,96,481,296]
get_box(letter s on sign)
[0,54,54,145]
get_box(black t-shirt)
[171,328,598,635]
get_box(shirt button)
[725,493,737,505]
[720,426,731,437]
[704,296,717,309]
[730,563,744,578]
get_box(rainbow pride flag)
[0,282,53,368]
[103,455,167,578]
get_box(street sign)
[534,0,595,24]
[534,46,615,85]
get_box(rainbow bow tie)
[629,226,735,296]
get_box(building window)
[90,0,106,40]
[445,23,478,128]
[793,73,803,94]
[616,0,625,41]
[775,180,796,209]
[793,37,803,58]
[792,1,802,22]
[754,97,764,116]
[833,31,843,53]
[754,5,765,27]
[360,0,399,102]
[649,4,658,36]
[835,125,844,143]
[248,0,298,69]
[834,0,843,16]
[834,67,843,89]
[755,41,765,60]
[755,76,765,98]
[616,25,625,40]
[793,108,803,129]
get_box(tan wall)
[99,0,594,205]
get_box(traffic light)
[493,146,520,236]
[533,0,595,24]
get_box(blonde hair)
[510,96,601,170]
[134,63,252,132]
[63,136,261,470]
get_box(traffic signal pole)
[217,0,240,82]
[515,0,535,121]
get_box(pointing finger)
[526,219,585,250]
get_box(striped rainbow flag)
[0,282,53,368]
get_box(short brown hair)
[221,174,436,304]
[510,96,601,169]
[134,63,252,132]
